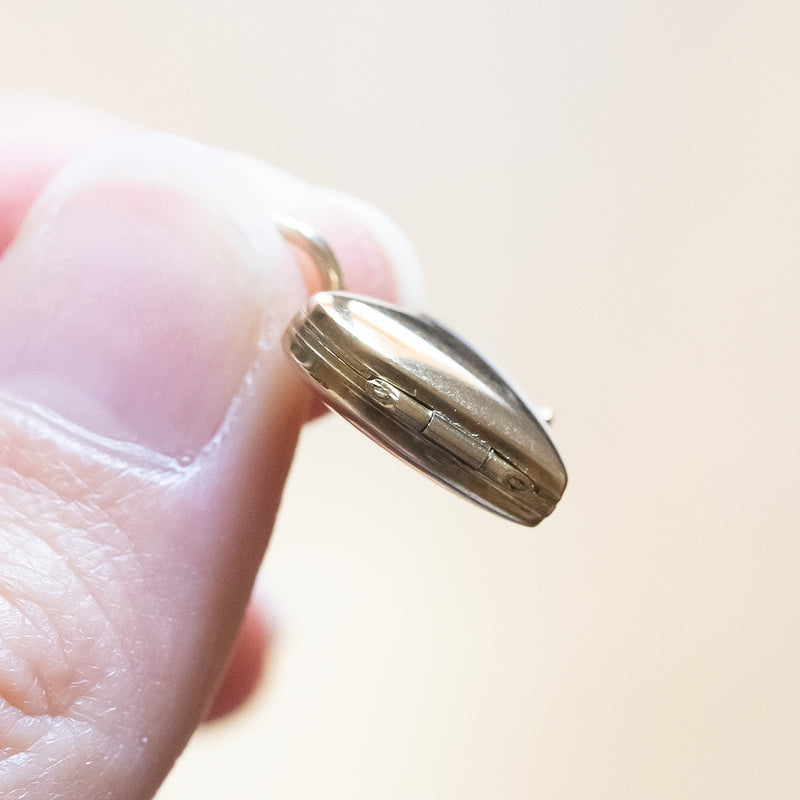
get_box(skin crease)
[0,96,419,799]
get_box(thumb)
[0,132,419,799]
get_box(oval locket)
[276,216,567,527]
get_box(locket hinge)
[367,378,541,498]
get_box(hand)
[0,95,422,799]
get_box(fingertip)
[0,93,129,253]
[204,600,275,722]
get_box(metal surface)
[275,216,567,526]
[273,214,346,292]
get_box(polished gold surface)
[284,290,566,525]
[273,214,346,293]
[3,2,800,798]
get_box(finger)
[0,93,425,716]
[0,92,423,724]
[0,93,128,253]
[0,131,422,799]
[204,599,274,723]
[200,168,428,714]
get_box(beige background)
[3,1,800,797]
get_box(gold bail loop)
[272,214,347,292]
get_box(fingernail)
[0,133,301,459]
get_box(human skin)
[0,95,423,799]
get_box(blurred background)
[3,1,799,797]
